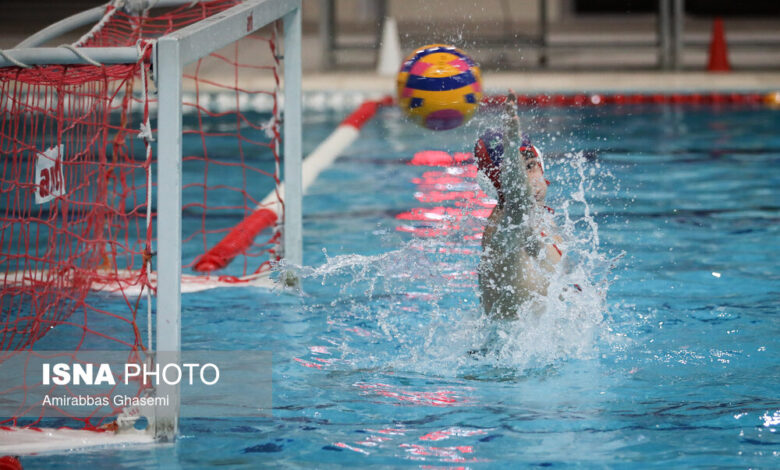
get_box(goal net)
[1,0,298,449]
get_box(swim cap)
[474,128,504,191]
[519,134,544,173]
[519,145,544,171]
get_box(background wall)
[301,0,566,27]
[1,1,779,71]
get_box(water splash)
[285,149,617,377]
[416,151,615,374]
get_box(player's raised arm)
[499,91,536,221]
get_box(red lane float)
[342,95,394,128]
[0,456,22,470]
[193,209,277,272]
[193,95,393,273]
[483,92,767,108]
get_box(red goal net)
[1,0,282,433]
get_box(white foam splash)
[287,151,617,377]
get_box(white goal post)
[153,0,303,441]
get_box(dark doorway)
[575,1,780,16]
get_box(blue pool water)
[24,102,779,468]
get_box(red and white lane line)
[193,96,394,274]
[483,91,777,107]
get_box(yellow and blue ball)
[396,44,483,131]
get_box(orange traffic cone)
[707,18,730,72]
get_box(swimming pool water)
[23,103,779,468]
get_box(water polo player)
[476,91,564,318]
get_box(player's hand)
[506,89,517,111]
[503,89,521,145]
